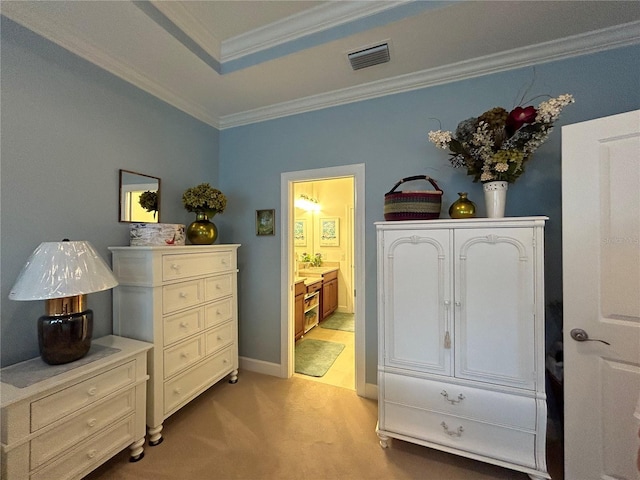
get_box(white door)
[562,110,640,480]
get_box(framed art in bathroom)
[256,209,275,236]
[319,217,339,246]
[294,219,307,246]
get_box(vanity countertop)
[297,266,339,276]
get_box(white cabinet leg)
[229,369,238,384]
[148,424,163,446]
[129,437,145,462]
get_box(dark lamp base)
[38,310,93,365]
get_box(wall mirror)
[119,169,161,223]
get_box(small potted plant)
[182,183,227,245]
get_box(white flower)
[428,130,452,149]
[494,162,509,172]
[536,94,574,123]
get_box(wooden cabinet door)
[322,279,338,318]
[381,229,452,376]
[453,227,535,390]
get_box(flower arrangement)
[138,190,158,218]
[428,94,574,183]
[182,183,227,215]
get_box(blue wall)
[220,45,640,384]
[0,18,220,366]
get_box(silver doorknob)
[570,328,610,345]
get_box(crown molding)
[221,1,410,62]
[1,3,222,129]
[219,21,640,129]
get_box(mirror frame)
[119,169,161,223]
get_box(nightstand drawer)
[163,336,204,379]
[205,322,234,355]
[163,279,204,314]
[31,361,136,432]
[162,251,235,282]
[164,347,233,415]
[31,389,135,469]
[205,274,233,301]
[164,308,204,346]
[205,297,234,328]
[31,415,135,480]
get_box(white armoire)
[376,217,549,480]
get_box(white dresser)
[1,335,151,480]
[109,244,240,446]
[376,218,549,480]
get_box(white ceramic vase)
[483,181,508,218]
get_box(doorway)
[280,164,365,396]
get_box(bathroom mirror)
[119,169,161,223]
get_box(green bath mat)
[295,339,345,377]
[321,312,355,332]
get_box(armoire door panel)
[454,229,535,389]
[383,230,451,375]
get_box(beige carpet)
[86,370,562,480]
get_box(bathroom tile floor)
[293,318,355,390]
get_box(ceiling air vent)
[347,43,390,71]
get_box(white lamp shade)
[9,241,119,301]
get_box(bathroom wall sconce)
[295,194,320,212]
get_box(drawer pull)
[179,292,188,298]
[215,284,222,290]
[217,335,223,341]
[441,422,464,437]
[441,390,465,405]
[174,387,182,395]
[171,263,181,271]
[179,321,189,328]
[181,352,189,358]
[87,387,98,396]
[87,449,98,459]
[87,418,97,428]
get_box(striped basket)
[383,175,443,221]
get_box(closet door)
[381,229,452,376]
[454,227,535,389]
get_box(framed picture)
[319,217,339,246]
[294,219,307,246]
[256,209,275,236]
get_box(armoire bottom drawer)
[163,347,234,415]
[382,402,536,468]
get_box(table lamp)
[9,240,119,365]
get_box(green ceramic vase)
[187,212,218,245]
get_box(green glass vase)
[448,192,477,219]
[187,212,218,245]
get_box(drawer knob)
[223,359,228,364]
[87,387,98,396]
[87,418,97,428]
[217,335,223,341]
[441,422,464,437]
[179,292,188,298]
[180,321,189,328]
[441,390,465,405]
[174,387,182,395]
[87,449,98,459]
[171,264,181,271]
[215,284,222,290]
[181,352,189,358]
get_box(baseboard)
[239,356,283,377]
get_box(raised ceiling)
[2,1,639,129]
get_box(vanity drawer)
[31,415,135,480]
[205,322,234,355]
[205,274,234,302]
[164,347,233,415]
[163,308,204,346]
[383,373,536,430]
[163,336,205,379]
[205,297,234,328]
[163,279,204,314]
[382,402,536,468]
[31,361,136,432]
[30,389,135,469]
[162,251,235,282]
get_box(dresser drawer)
[162,251,235,282]
[163,336,205,379]
[31,361,136,432]
[382,373,536,430]
[31,415,135,480]
[30,389,135,469]
[205,297,234,328]
[164,347,233,415]
[205,322,234,355]
[163,279,204,314]
[163,308,204,346]
[382,402,536,468]
[205,274,234,302]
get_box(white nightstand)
[1,335,152,480]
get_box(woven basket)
[384,175,443,221]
